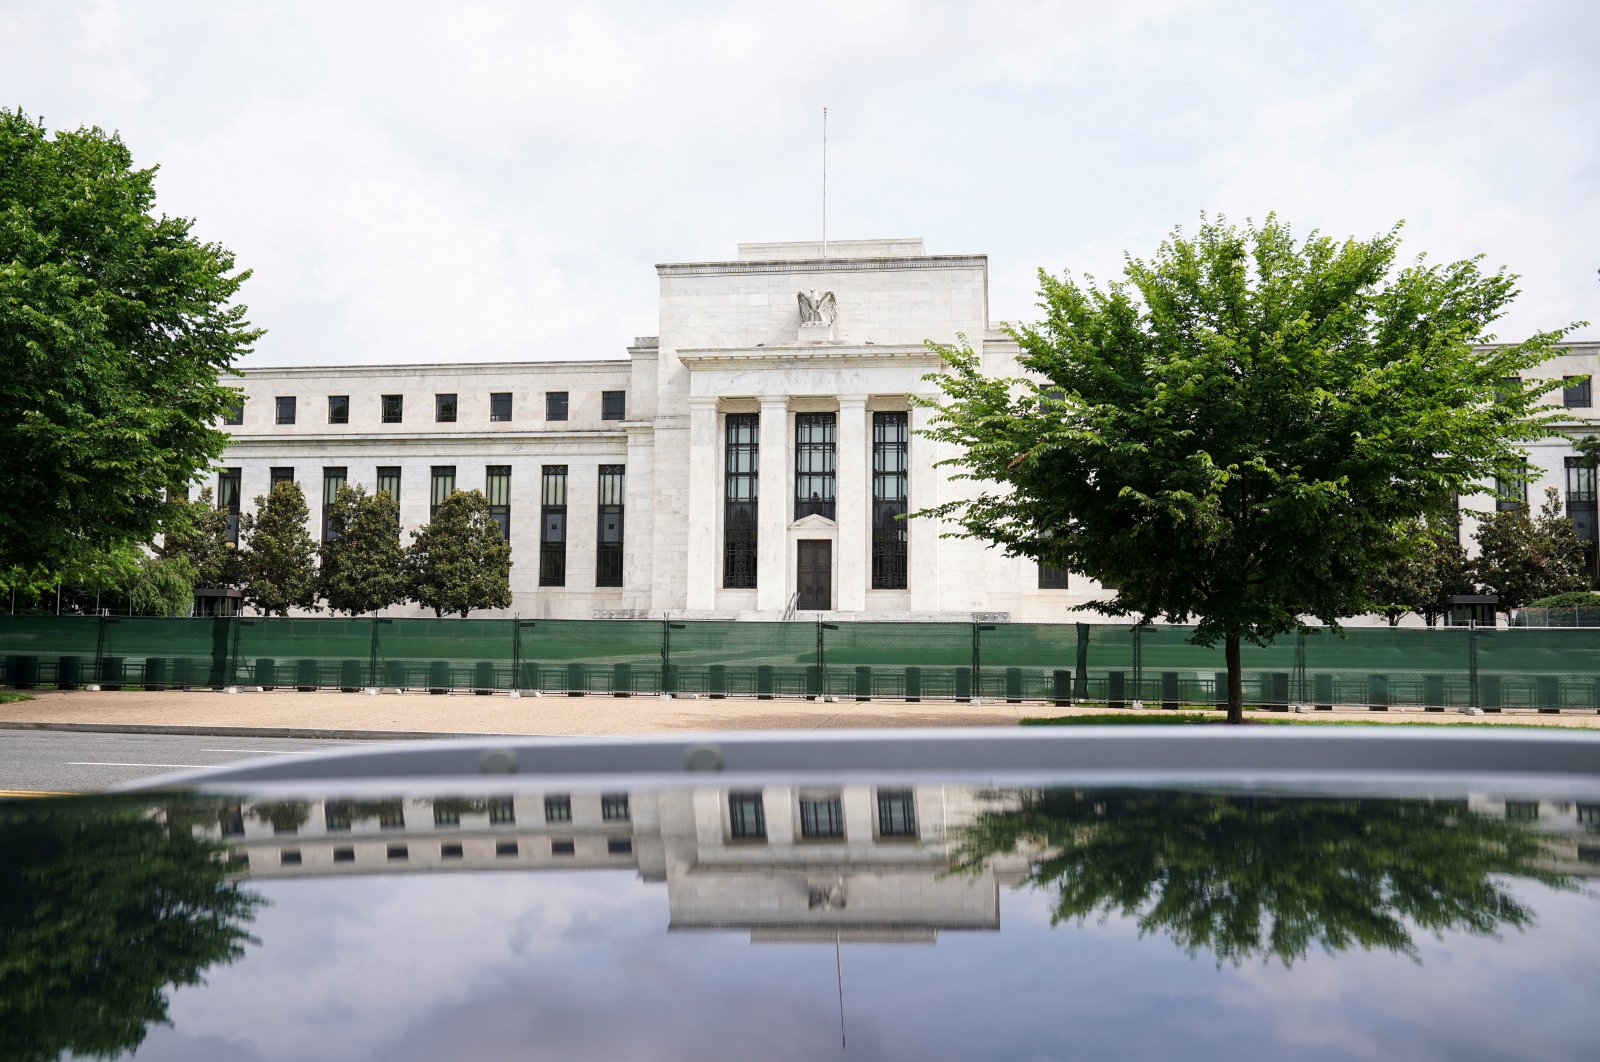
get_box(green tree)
[319,484,409,615]
[0,796,261,1062]
[918,215,1574,722]
[1366,519,1476,626]
[155,487,237,589]
[238,481,320,616]
[0,109,261,580]
[127,554,196,616]
[407,489,513,617]
[951,788,1572,967]
[1474,486,1587,615]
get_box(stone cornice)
[656,254,986,278]
[222,429,628,456]
[675,343,944,370]
[234,359,630,379]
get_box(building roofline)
[233,358,630,378]
[656,254,987,277]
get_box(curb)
[0,721,518,742]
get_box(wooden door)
[796,540,832,611]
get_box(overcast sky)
[6,0,1597,367]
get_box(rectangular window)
[795,412,837,520]
[1564,376,1592,409]
[433,804,460,827]
[871,412,909,589]
[877,788,917,837]
[1566,456,1597,544]
[1495,473,1527,512]
[375,466,401,507]
[333,846,354,862]
[387,844,408,861]
[724,413,759,589]
[601,390,626,420]
[269,467,294,490]
[217,468,242,545]
[546,392,568,421]
[324,801,351,831]
[486,465,511,540]
[322,466,346,541]
[597,465,624,587]
[1496,376,1521,405]
[489,392,512,422]
[382,394,404,423]
[275,396,297,425]
[328,395,349,424]
[799,795,844,839]
[488,797,515,824]
[435,393,457,423]
[223,397,244,426]
[281,849,302,866]
[1038,564,1070,590]
[430,466,455,519]
[601,793,630,822]
[552,839,576,856]
[378,803,405,829]
[728,792,766,840]
[540,466,568,586]
[496,841,519,857]
[544,795,572,823]
[441,843,463,859]
[608,838,633,855]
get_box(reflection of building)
[1468,796,1600,875]
[201,785,1025,942]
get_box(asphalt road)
[0,730,368,793]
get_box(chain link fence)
[3,615,1599,710]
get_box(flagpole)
[822,106,828,258]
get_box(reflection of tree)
[250,799,312,833]
[0,797,261,1062]
[952,790,1575,966]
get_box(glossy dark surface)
[4,783,1598,1061]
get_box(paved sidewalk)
[2,688,1600,736]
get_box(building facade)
[217,238,1598,623]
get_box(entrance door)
[796,540,832,611]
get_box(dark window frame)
[489,392,512,422]
[601,793,630,822]
[275,396,297,425]
[729,791,767,840]
[544,795,572,823]
[546,392,569,422]
[217,468,242,545]
[381,394,404,424]
[799,794,844,839]
[321,467,347,542]
[1566,455,1597,545]
[795,412,837,520]
[327,395,349,424]
[877,788,917,838]
[375,466,401,508]
[430,466,456,519]
[1038,563,1070,590]
[724,413,759,588]
[435,393,458,423]
[871,412,908,589]
[269,467,295,490]
[1495,472,1528,513]
[540,466,568,586]
[601,390,626,421]
[1564,376,1592,409]
[597,465,624,587]
[223,398,244,426]
[486,465,511,540]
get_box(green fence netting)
[3,615,1598,709]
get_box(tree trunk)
[1225,631,1244,725]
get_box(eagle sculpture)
[798,288,838,326]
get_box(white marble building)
[217,238,1599,622]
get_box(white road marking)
[201,748,320,755]
[67,762,227,769]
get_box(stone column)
[909,399,939,612]
[836,395,869,612]
[756,396,790,612]
[685,398,719,611]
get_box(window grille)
[544,795,572,823]
[223,398,244,425]
[877,788,916,837]
[381,394,403,423]
[275,396,296,425]
[375,466,401,507]
[799,795,844,838]
[430,466,456,519]
[486,465,511,539]
[795,412,837,519]
[1038,564,1070,590]
[433,804,460,827]
[597,465,625,587]
[328,395,349,424]
[546,392,568,421]
[1495,473,1527,512]
[435,393,458,423]
[489,392,512,422]
[601,793,630,821]
[602,390,626,420]
[1565,376,1592,408]
[217,469,242,545]
[871,412,908,589]
[729,792,766,839]
[540,466,568,586]
[1566,456,1597,544]
[723,413,759,588]
[269,467,294,490]
[488,797,515,824]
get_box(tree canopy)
[155,487,237,590]
[0,109,261,580]
[319,484,409,615]
[239,480,320,616]
[1473,486,1587,614]
[406,489,512,617]
[951,788,1571,967]
[919,215,1573,721]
